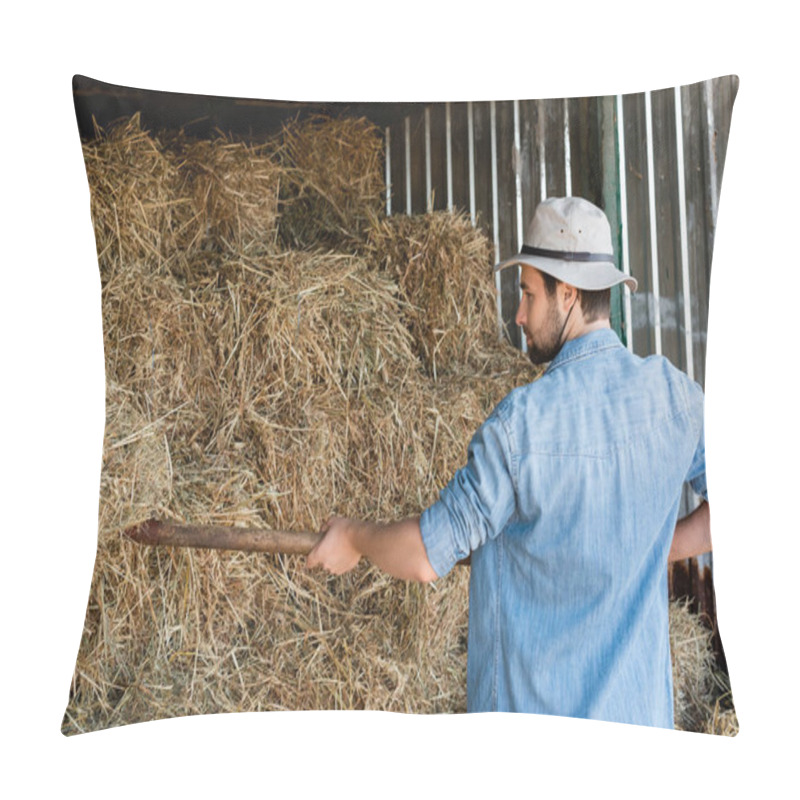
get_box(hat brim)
[495,253,638,292]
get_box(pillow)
[64,74,738,736]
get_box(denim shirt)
[420,328,707,727]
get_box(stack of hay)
[64,112,736,736]
[65,112,533,733]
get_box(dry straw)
[670,599,738,735]
[65,112,733,736]
[84,114,283,280]
[164,131,283,260]
[276,114,385,250]
[82,113,187,271]
[365,212,500,378]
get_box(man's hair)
[540,271,611,323]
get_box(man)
[307,196,711,728]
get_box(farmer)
[307,196,711,728]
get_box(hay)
[68,313,525,730]
[365,211,500,377]
[670,598,738,735]
[705,701,740,737]
[67,524,473,731]
[82,114,188,272]
[83,116,283,281]
[66,110,535,730]
[98,380,173,535]
[276,114,385,250]
[165,131,282,260]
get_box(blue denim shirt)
[420,329,707,727]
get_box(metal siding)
[713,76,738,203]
[408,111,427,214]
[427,104,448,211]
[567,95,603,207]
[449,102,471,214]
[651,86,685,373]
[384,126,392,216]
[471,103,495,239]
[615,93,635,352]
[389,117,406,218]
[674,85,696,384]
[543,98,567,197]
[496,100,523,348]
[622,91,656,358]
[600,95,626,345]
[682,80,713,388]
[377,81,732,389]
[519,99,543,232]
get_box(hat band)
[521,245,614,263]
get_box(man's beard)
[526,303,568,366]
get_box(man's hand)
[306,516,366,575]
[306,515,438,583]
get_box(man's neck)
[564,318,611,343]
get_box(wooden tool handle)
[123,519,322,554]
[123,519,471,566]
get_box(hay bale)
[66,367,540,730]
[83,118,283,282]
[98,250,418,529]
[65,238,534,731]
[82,113,188,273]
[277,114,385,250]
[100,262,205,403]
[364,211,500,377]
[65,544,472,733]
[97,249,532,533]
[96,228,532,539]
[246,251,418,395]
[165,132,282,260]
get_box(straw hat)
[495,197,637,292]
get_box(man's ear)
[560,282,579,312]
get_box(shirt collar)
[544,328,623,374]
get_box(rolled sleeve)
[420,405,517,578]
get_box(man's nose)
[515,300,525,327]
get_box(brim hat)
[494,196,637,292]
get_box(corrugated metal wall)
[381,76,739,631]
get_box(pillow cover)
[64,74,738,736]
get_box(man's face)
[515,265,567,365]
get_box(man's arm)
[668,501,711,562]
[306,516,438,583]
